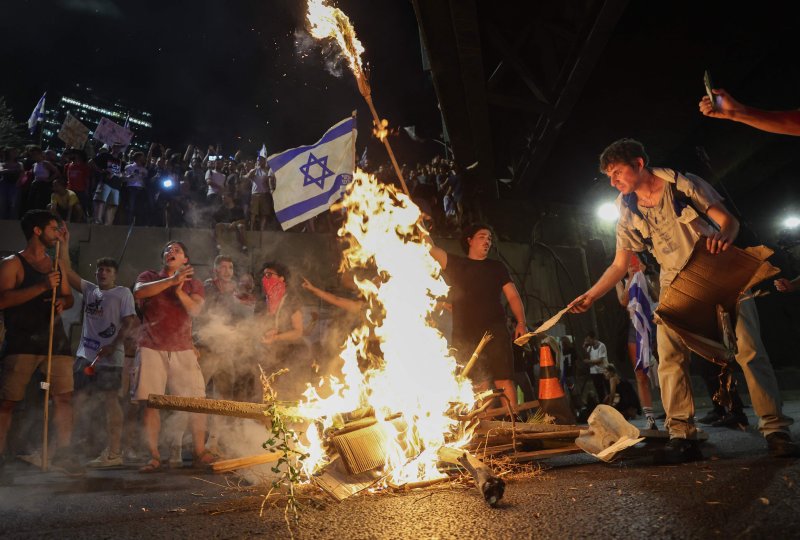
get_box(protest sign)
[57,113,90,148]
[93,117,133,147]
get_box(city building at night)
[41,83,153,152]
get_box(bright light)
[597,202,619,222]
[784,216,800,229]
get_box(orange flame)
[297,171,476,484]
[306,0,365,78]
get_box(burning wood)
[211,452,282,474]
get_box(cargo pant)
[658,297,793,439]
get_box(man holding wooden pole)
[0,210,79,473]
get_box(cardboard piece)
[312,457,382,501]
[575,405,643,462]
[514,304,572,346]
[57,113,90,149]
[655,240,779,364]
[93,117,133,147]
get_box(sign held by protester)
[93,117,133,147]
[267,116,356,230]
[57,113,90,149]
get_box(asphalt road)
[1,403,799,539]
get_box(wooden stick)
[41,240,60,472]
[146,394,298,420]
[461,332,493,379]
[211,452,282,473]
[506,444,583,463]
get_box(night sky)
[2,0,800,231]
[1,0,437,157]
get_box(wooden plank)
[507,444,583,463]
[476,400,541,420]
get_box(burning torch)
[306,0,410,196]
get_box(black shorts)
[73,357,123,392]
[454,323,514,383]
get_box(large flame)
[298,171,476,484]
[306,0,365,77]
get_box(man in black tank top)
[0,210,76,471]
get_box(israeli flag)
[27,92,46,135]
[627,271,656,373]
[267,117,356,230]
[258,144,268,158]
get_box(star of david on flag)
[267,116,356,230]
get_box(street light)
[596,202,619,222]
[783,216,800,229]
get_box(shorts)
[0,354,74,401]
[250,192,273,218]
[131,347,206,401]
[94,183,120,205]
[455,323,514,383]
[73,357,123,392]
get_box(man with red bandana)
[132,241,216,472]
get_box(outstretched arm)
[570,249,630,313]
[699,88,800,136]
[302,278,362,313]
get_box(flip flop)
[138,457,164,473]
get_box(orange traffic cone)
[538,344,576,424]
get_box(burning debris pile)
[150,172,588,507]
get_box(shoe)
[697,411,722,425]
[86,448,123,468]
[711,412,749,429]
[122,448,139,464]
[645,417,658,431]
[766,432,800,458]
[655,438,704,465]
[169,445,183,468]
[139,457,165,473]
[51,449,86,476]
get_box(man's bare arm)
[699,88,800,136]
[502,281,527,339]
[570,249,631,313]
[0,257,58,309]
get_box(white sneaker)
[645,417,658,431]
[87,448,123,468]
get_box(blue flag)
[267,117,356,230]
[628,271,656,373]
[27,92,46,135]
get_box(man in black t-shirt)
[430,223,527,406]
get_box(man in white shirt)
[583,332,609,403]
[205,159,226,207]
[60,229,136,468]
[245,155,274,231]
[124,152,149,225]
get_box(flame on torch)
[305,0,410,195]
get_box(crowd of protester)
[0,142,467,239]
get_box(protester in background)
[0,210,77,473]
[205,158,226,207]
[48,178,83,222]
[0,147,22,219]
[64,149,92,220]
[124,152,149,225]
[429,223,527,407]
[245,155,273,231]
[212,193,247,253]
[26,145,61,212]
[59,235,136,468]
[571,138,797,462]
[91,144,124,225]
[699,88,800,136]
[582,332,609,404]
[132,241,216,472]
[604,365,642,420]
[615,253,658,430]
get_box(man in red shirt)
[64,150,92,221]
[132,241,216,472]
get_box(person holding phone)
[699,87,800,136]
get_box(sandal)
[138,457,164,473]
[192,449,220,469]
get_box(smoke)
[294,29,345,78]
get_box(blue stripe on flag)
[268,118,355,173]
[274,174,347,223]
